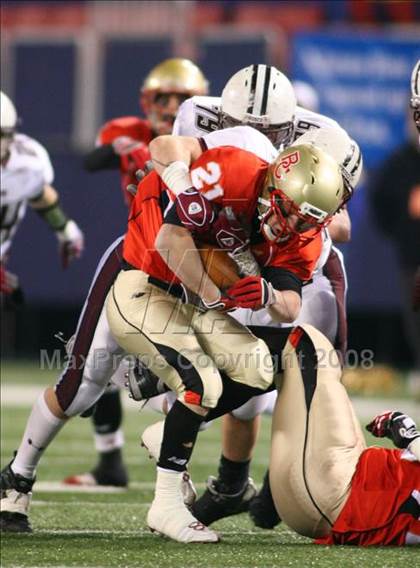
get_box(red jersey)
[189,146,322,282]
[123,171,179,284]
[316,447,420,546]
[124,146,322,285]
[97,116,154,206]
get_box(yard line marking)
[33,501,151,507]
[34,481,206,492]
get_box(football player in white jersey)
[0,91,84,302]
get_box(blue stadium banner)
[292,31,419,168]
[292,32,419,309]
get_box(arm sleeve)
[261,266,303,296]
[83,145,120,172]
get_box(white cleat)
[147,469,219,543]
[141,421,197,507]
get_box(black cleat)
[191,476,257,526]
[0,460,35,533]
[249,470,281,529]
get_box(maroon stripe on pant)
[56,240,124,411]
[323,248,347,361]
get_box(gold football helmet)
[140,58,208,135]
[258,144,344,243]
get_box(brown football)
[197,243,241,291]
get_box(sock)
[12,392,66,479]
[158,400,204,472]
[93,430,125,453]
[92,389,122,435]
[92,389,124,453]
[217,454,250,494]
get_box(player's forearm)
[149,136,202,173]
[155,223,220,303]
[268,290,301,323]
[30,185,68,231]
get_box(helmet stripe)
[247,64,259,114]
[260,65,272,116]
[414,60,420,96]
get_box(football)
[197,243,241,291]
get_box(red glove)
[1,264,19,295]
[175,190,216,234]
[366,411,420,449]
[211,207,249,253]
[365,411,393,438]
[226,276,276,310]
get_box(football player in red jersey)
[84,57,208,206]
[104,142,345,542]
[0,142,345,539]
[269,325,420,547]
[63,59,208,488]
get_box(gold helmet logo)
[259,144,344,243]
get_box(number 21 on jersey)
[191,162,224,200]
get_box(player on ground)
[269,324,419,546]
[1,91,84,303]
[63,59,208,488]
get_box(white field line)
[33,480,206,493]
[32,500,151,507]
[1,384,419,418]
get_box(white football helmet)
[220,64,296,148]
[1,91,17,160]
[292,126,363,201]
[410,59,420,136]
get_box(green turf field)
[0,361,416,567]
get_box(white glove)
[56,220,84,268]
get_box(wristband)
[161,161,193,196]
[35,199,69,231]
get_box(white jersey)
[173,95,341,147]
[0,134,54,259]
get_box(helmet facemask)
[219,112,295,148]
[258,187,329,245]
[145,92,191,135]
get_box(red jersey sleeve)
[96,116,154,146]
[123,172,179,284]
